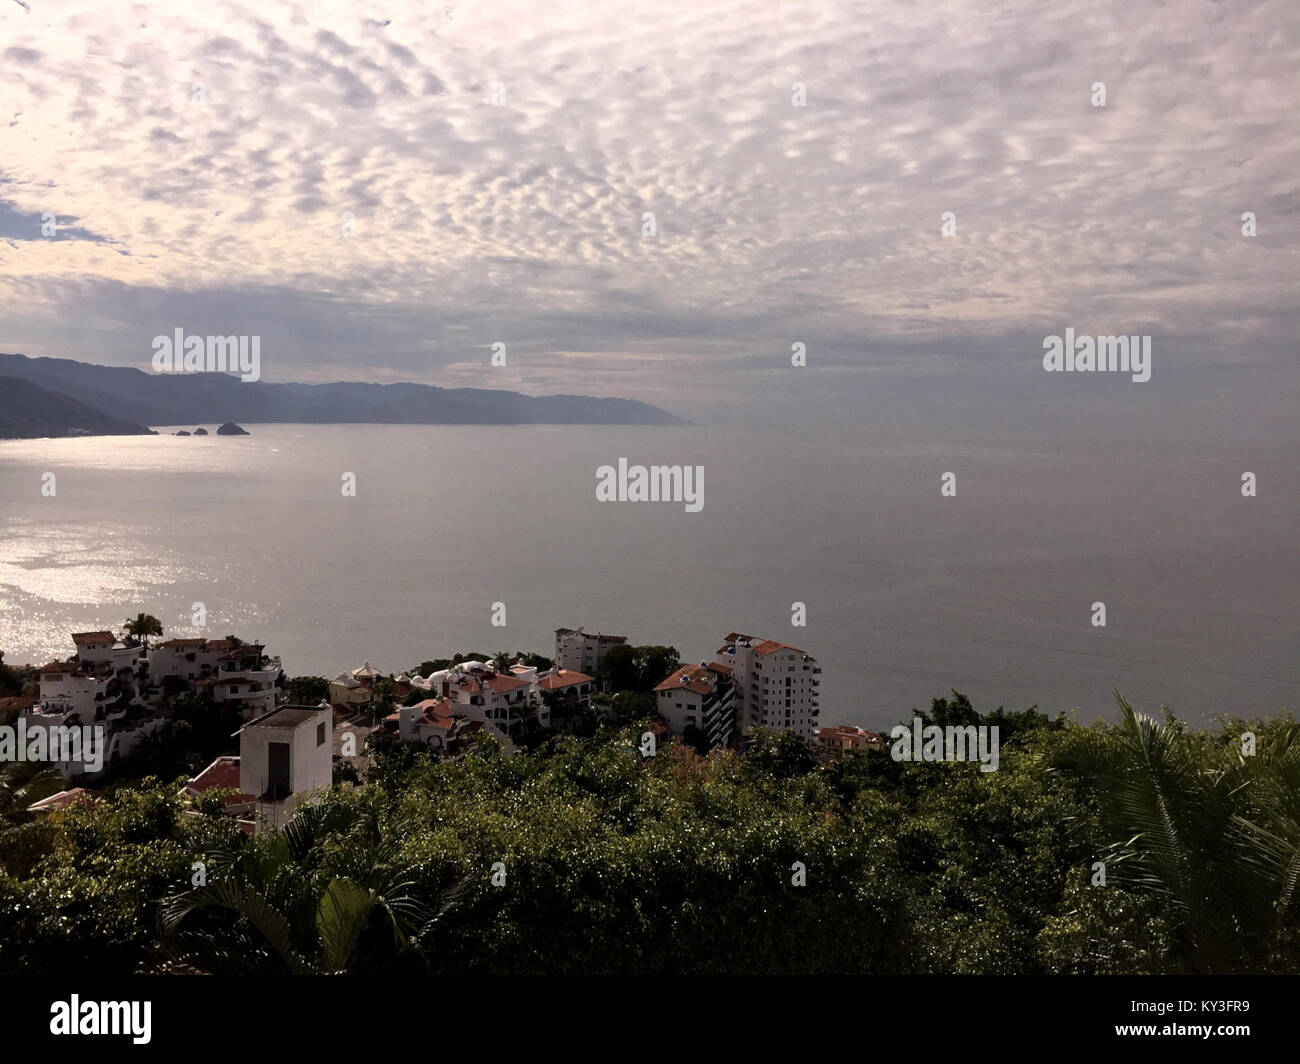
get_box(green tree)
[287,675,331,705]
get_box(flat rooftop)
[244,705,324,730]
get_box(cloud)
[0,0,1294,434]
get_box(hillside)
[0,354,684,427]
[0,376,155,439]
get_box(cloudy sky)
[0,0,1296,432]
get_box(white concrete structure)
[554,627,627,676]
[238,704,333,832]
[654,662,736,749]
[714,633,821,742]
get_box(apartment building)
[554,627,627,676]
[713,633,821,742]
[654,662,737,750]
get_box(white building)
[416,663,535,744]
[713,633,821,742]
[554,627,627,676]
[71,630,138,671]
[27,630,282,781]
[398,697,484,752]
[29,653,159,776]
[150,638,279,718]
[238,704,333,832]
[328,671,372,711]
[654,662,736,749]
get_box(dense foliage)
[1,693,1297,975]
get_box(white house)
[398,697,483,752]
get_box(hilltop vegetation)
[1,694,1297,975]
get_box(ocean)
[1,423,1295,730]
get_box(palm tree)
[1055,694,1300,972]
[492,650,511,675]
[122,613,163,651]
[160,803,464,974]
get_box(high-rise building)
[713,633,821,742]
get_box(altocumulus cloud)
[0,0,1296,434]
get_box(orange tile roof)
[716,633,808,656]
[753,639,802,656]
[410,697,459,727]
[654,665,716,696]
[71,631,114,645]
[538,669,594,690]
[484,673,530,694]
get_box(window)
[316,722,326,746]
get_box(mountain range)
[0,354,683,438]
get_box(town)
[0,619,885,833]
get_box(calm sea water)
[0,424,1295,730]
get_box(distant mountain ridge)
[0,376,155,439]
[0,354,685,428]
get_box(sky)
[0,0,1296,433]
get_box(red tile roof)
[538,669,594,690]
[654,665,716,696]
[716,633,806,657]
[37,661,79,674]
[71,631,115,646]
[185,756,254,805]
[410,697,459,728]
[484,673,530,694]
[818,726,884,743]
[754,639,801,656]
